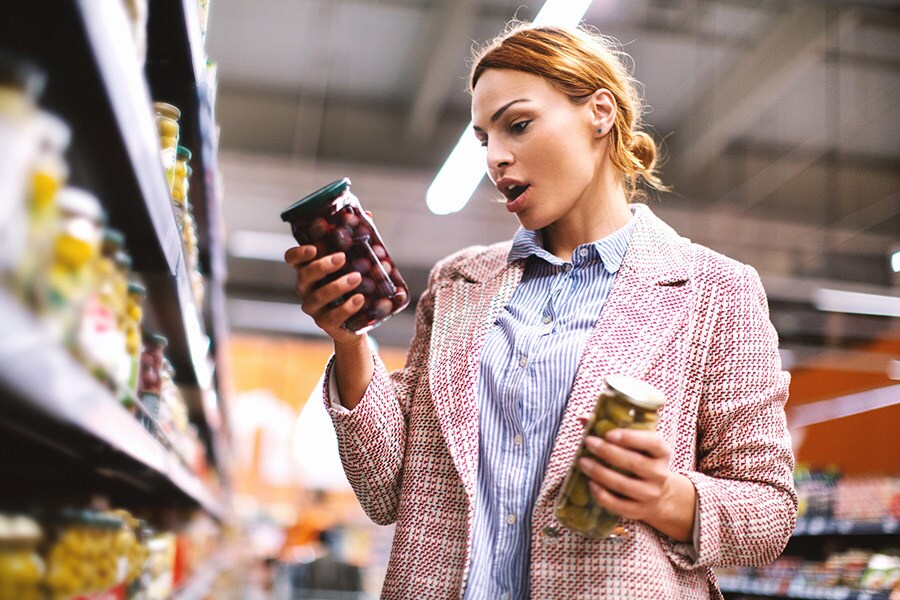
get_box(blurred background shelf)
[0,290,224,518]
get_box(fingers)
[578,453,656,505]
[293,252,349,300]
[602,428,669,459]
[284,244,316,267]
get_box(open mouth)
[504,184,529,202]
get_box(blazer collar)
[454,204,692,285]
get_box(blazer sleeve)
[671,263,798,569]
[323,263,439,525]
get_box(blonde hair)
[469,22,668,200]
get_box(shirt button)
[506,513,517,525]
[518,355,528,368]
[542,314,552,324]
[579,247,588,257]
[500,594,510,600]
[563,263,573,273]
[513,434,523,446]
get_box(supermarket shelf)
[0,2,180,275]
[718,575,890,600]
[170,547,238,600]
[0,290,223,518]
[793,516,900,537]
[146,0,226,285]
[0,2,215,389]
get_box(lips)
[496,178,530,202]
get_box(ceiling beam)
[670,3,856,181]
[404,0,479,142]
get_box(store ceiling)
[205,0,899,374]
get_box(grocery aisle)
[3,1,899,599]
[0,0,237,598]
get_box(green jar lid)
[102,228,125,249]
[177,145,192,160]
[127,282,146,296]
[148,333,168,347]
[280,177,350,223]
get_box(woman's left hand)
[577,422,697,543]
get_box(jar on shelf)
[0,514,44,600]
[555,375,666,538]
[122,281,146,407]
[138,333,168,428]
[281,177,411,333]
[42,187,104,347]
[0,51,45,280]
[13,110,71,308]
[44,509,126,597]
[77,228,129,386]
[153,101,181,193]
[172,145,192,232]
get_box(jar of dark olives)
[555,374,666,538]
[281,178,410,333]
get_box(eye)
[510,119,531,135]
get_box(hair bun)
[629,131,657,172]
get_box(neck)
[542,171,632,260]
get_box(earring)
[597,127,603,134]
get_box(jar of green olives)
[555,374,666,538]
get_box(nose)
[486,138,513,177]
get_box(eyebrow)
[472,98,530,132]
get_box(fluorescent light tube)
[426,0,595,215]
[813,288,900,318]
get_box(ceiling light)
[891,250,900,273]
[813,288,900,318]
[426,0,595,215]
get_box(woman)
[284,22,797,599]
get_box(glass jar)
[153,101,181,193]
[281,177,410,333]
[123,281,146,407]
[138,333,167,400]
[0,52,44,281]
[0,514,44,600]
[172,146,192,231]
[555,375,666,538]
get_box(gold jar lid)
[604,375,665,410]
[153,101,181,121]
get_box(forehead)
[471,69,565,120]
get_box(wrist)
[654,472,697,543]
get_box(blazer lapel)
[428,248,525,500]
[536,205,696,507]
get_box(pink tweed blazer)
[325,204,797,599]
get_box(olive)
[604,397,635,426]
[568,474,591,507]
[592,418,616,438]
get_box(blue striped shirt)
[462,215,636,600]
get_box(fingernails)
[331,253,343,265]
[347,272,361,284]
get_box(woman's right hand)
[284,245,366,346]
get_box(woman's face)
[471,68,601,232]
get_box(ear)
[589,88,617,137]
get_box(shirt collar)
[507,211,636,274]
